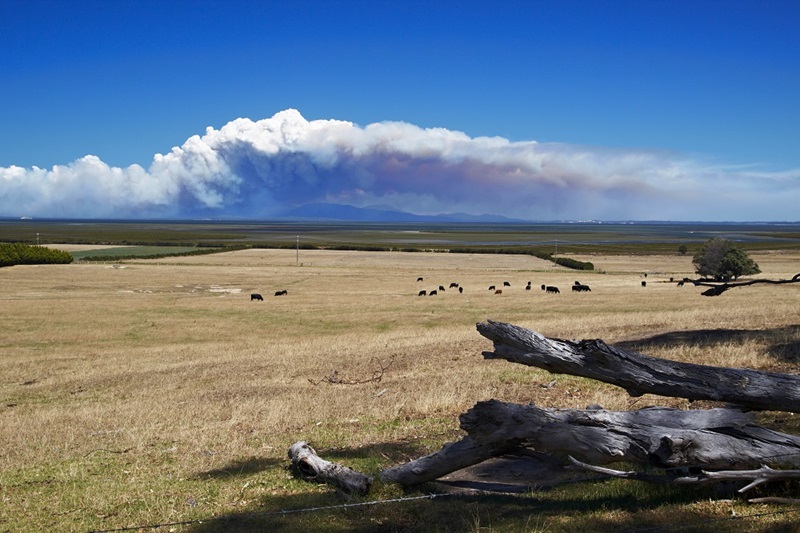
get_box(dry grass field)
[1,248,799,532]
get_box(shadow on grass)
[193,439,433,481]
[617,325,800,365]
[194,456,286,479]
[184,477,800,533]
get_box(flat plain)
[1,246,799,531]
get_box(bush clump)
[0,243,73,267]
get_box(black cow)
[545,286,560,294]
[429,290,438,296]
[572,284,591,292]
[541,284,546,291]
[677,280,685,287]
[439,285,446,292]
[449,282,459,288]
[275,289,288,296]
[488,285,496,291]
[250,293,263,301]
[503,281,511,287]
[494,289,503,294]
[458,286,463,293]
[418,290,427,296]
[641,281,647,287]
[417,277,424,282]
[525,284,531,290]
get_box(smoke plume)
[1,109,797,220]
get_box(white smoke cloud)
[1,108,798,220]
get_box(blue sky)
[1,0,798,221]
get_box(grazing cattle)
[494,289,502,294]
[545,286,560,294]
[449,282,459,288]
[503,281,511,287]
[641,281,647,287]
[439,285,445,292]
[458,286,463,293]
[417,277,424,282]
[418,290,427,296]
[429,290,438,296]
[250,293,263,301]
[525,284,531,290]
[275,289,288,296]
[541,284,546,291]
[488,285,496,291]
[574,281,581,286]
[572,284,591,292]
[677,280,685,287]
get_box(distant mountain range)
[278,203,528,223]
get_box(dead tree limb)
[380,400,800,487]
[689,273,800,296]
[380,435,518,487]
[308,356,394,386]
[288,441,373,495]
[568,456,800,494]
[477,320,800,412]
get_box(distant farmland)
[3,219,800,256]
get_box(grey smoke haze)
[1,109,797,220]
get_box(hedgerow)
[553,256,595,270]
[449,247,594,270]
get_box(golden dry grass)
[1,248,799,531]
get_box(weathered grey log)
[568,457,800,494]
[477,320,800,412]
[462,400,800,469]
[381,400,800,487]
[288,441,373,495]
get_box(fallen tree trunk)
[477,320,800,412]
[381,400,800,487]
[380,436,517,487]
[288,441,373,495]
